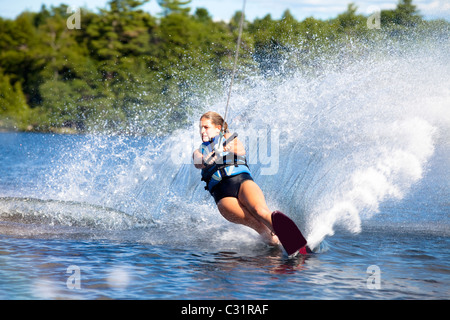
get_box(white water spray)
[4,32,447,248]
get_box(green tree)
[0,70,33,130]
[0,13,44,106]
[333,3,366,34]
[31,5,97,130]
[81,0,159,132]
[0,0,447,134]
[158,0,191,16]
[382,0,422,27]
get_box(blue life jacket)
[200,135,251,192]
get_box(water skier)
[192,111,279,246]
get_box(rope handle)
[203,132,238,165]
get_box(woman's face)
[200,118,221,142]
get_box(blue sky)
[1,0,449,21]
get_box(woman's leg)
[237,180,274,232]
[217,197,278,245]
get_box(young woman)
[192,111,279,245]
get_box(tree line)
[0,0,448,134]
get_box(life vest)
[200,134,251,192]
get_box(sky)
[1,0,449,21]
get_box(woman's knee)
[218,198,264,230]
[252,204,271,218]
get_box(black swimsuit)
[210,173,253,204]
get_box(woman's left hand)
[223,138,245,156]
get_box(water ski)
[271,210,311,256]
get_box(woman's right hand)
[193,150,217,169]
[192,149,205,169]
[202,151,217,167]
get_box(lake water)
[1,37,449,301]
[0,132,448,300]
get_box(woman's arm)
[193,133,245,169]
[192,149,205,169]
[224,133,246,156]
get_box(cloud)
[417,0,450,19]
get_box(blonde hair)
[200,111,229,133]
